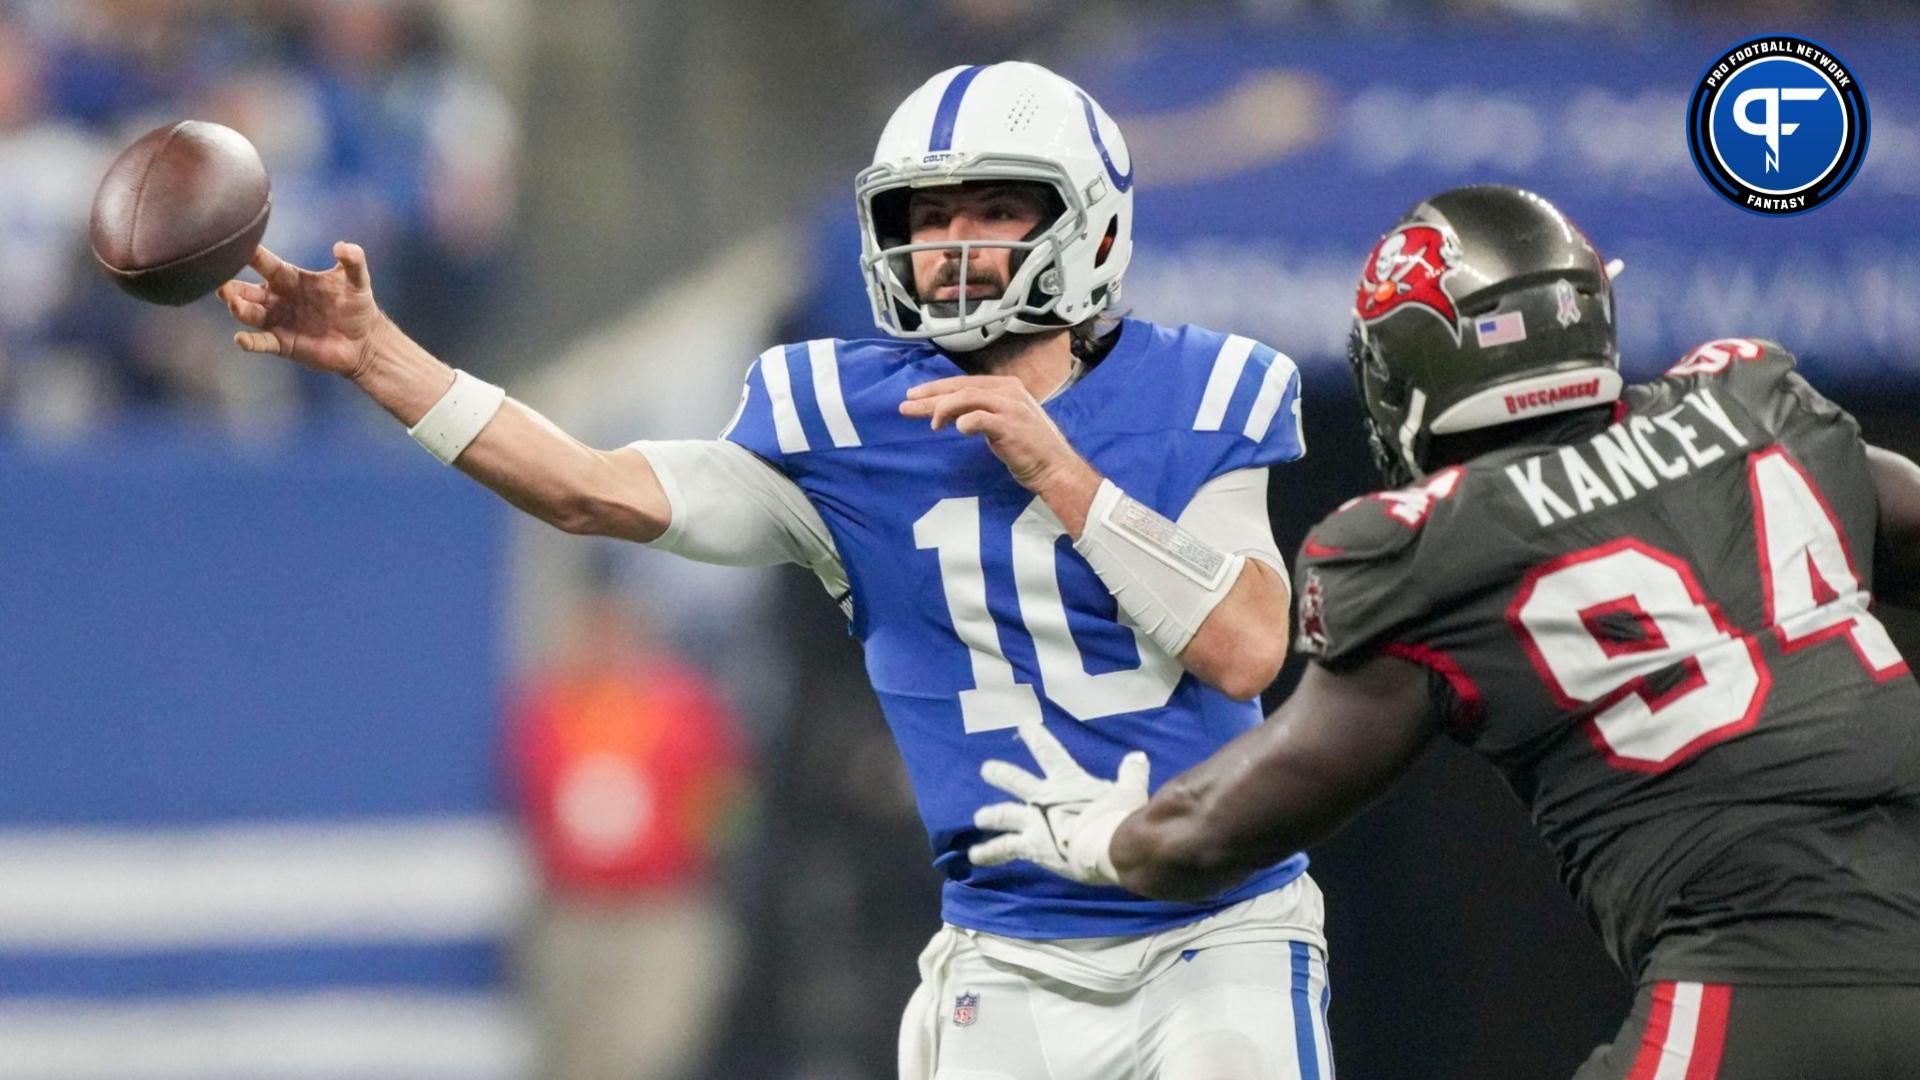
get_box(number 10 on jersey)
[915,496,1184,733]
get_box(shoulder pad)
[721,338,937,463]
[1299,467,1463,568]
[1664,336,1795,383]
[1159,324,1305,476]
[1293,469,1461,667]
[1176,326,1301,440]
[829,335,929,380]
[1661,337,1845,442]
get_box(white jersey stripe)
[1242,349,1299,443]
[807,339,862,448]
[1193,335,1257,432]
[759,345,810,453]
[1649,981,1704,1080]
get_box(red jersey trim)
[1381,641,1485,734]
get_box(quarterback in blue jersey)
[214,61,1332,1080]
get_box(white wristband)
[408,370,506,465]
[1072,480,1244,658]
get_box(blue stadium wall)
[0,427,523,1079]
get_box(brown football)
[89,121,272,306]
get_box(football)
[89,121,272,306]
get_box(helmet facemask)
[858,63,1135,354]
[1348,322,1423,488]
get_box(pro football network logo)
[1687,35,1869,216]
[1356,224,1463,341]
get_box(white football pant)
[898,875,1334,1080]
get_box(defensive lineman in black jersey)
[967,186,1920,1078]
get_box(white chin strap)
[932,313,1069,352]
[918,241,1020,352]
[932,326,1005,352]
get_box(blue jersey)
[723,319,1309,938]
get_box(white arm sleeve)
[1177,467,1287,582]
[630,439,850,609]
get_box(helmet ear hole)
[1094,215,1119,268]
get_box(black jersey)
[1296,338,1920,984]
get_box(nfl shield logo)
[952,991,980,1027]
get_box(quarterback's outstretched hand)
[218,243,384,379]
[900,375,1102,532]
[969,722,1150,887]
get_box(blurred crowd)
[879,0,1881,57]
[0,0,1877,442]
[0,0,517,438]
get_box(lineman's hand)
[969,722,1150,887]
[217,242,383,379]
[900,375,1098,500]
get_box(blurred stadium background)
[2,0,1918,1077]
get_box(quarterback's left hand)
[969,722,1150,887]
[901,376,1100,521]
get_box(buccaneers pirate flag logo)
[1356,224,1464,339]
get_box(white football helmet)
[856,62,1135,352]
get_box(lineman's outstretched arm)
[219,243,668,541]
[1111,655,1440,902]
[1869,444,1920,610]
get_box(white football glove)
[968,722,1150,887]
